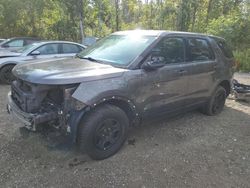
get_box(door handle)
[178,70,187,74]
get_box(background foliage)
[0,0,249,71]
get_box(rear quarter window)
[62,44,82,54]
[215,39,234,58]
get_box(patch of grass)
[234,49,250,72]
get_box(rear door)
[184,37,217,106]
[59,43,84,57]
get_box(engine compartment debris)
[232,79,250,102]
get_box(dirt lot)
[0,76,250,188]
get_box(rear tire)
[0,64,16,84]
[202,86,227,116]
[78,104,129,160]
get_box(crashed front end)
[7,79,85,135]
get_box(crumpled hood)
[13,58,128,85]
[0,50,21,58]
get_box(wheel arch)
[88,96,140,126]
[70,97,140,143]
[0,62,17,70]
[0,62,17,83]
[97,98,140,126]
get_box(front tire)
[0,64,16,84]
[202,86,227,116]
[78,104,129,160]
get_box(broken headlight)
[64,87,86,111]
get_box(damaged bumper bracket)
[7,92,58,131]
[232,79,250,102]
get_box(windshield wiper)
[76,54,96,61]
[81,56,99,62]
[77,55,107,64]
[76,55,122,67]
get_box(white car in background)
[0,41,86,84]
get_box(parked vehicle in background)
[0,37,41,51]
[7,30,234,160]
[0,39,5,43]
[0,41,86,83]
[83,37,99,46]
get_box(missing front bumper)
[7,92,59,131]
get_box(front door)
[137,37,189,118]
[28,43,60,60]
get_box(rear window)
[215,39,233,58]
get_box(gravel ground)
[0,74,250,188]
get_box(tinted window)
[35,44,59,55]
[152,37,185,64]
[216,40,233,58]
[6,39,24,47]
[26,39,37,45]
[187,38,214,62]
[62,44,82,53]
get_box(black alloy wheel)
[202,86,226,116]
[78,104,129,160]
[94,119,122,151]
[211,89,226,114]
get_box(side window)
[62,44,82,54]
[152,37,185,64]
[35,44,59,55]
[6,40,24,47]
[216,40,233,58]
[186,38,214,62]
[26,39,37,45]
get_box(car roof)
[113,30,167,36]
[8,37,40,40]
[113,30,222,39]
[32,41,86,48]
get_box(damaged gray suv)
[7,30,234,160]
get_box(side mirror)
[141,60,165,71]
[30,50,40,56]
[141,51,165,71]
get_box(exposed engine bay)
[8,79,82,132]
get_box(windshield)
[0,39,9,46]
[0,39,6,44]
[78,34,156,66]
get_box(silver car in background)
[0,41,86,84]
[0,37,41,51]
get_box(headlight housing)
[64,87,86,111]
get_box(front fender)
[72,77,128,106]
